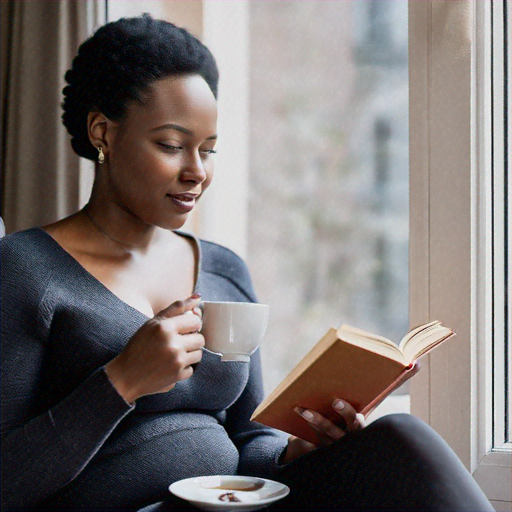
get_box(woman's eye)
[158,143,182,152]
[201,149,217,155]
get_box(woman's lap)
[139,414,494,511]
[271,414,493,510]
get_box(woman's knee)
[370,412,426,432]
[364,414,452,460]
[363,415,494,510]
[367,413,468,472]
[369,413,440,444]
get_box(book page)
[398,320,440,347]
[339,324,397,346]
[400,322,455,363]
[337,325,406,364]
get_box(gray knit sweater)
[1,228,287,511]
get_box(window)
[246,2,410,412]
[409,0,511,507]
[489,0,511,452]
[97,1,511,503]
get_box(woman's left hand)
[295,398,366,446]
[281,399,367,464]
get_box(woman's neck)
[83,200,159,253]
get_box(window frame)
[409,0,512,507]
[488,0,512,454]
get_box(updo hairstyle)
[62,14,219,161]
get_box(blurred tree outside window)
[247,0,409,396]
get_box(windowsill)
[366,394,410,424]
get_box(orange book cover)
[251,322,454,444]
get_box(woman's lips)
[167,193,198,213]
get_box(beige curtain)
[1,1,98,234]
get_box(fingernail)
[333,399,345,411]
[190,293,202,299]
[294,407,314,421]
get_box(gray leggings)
[141,414,494,511]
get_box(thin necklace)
[83,206,145,250]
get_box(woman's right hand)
[105,294,204,404]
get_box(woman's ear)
[87,111,110,160]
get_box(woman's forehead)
[144,76,216,113]
[123,75,217,132]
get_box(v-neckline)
[35,227,202,320]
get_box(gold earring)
[97,146,105,164]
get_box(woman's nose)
[179,150,207,183]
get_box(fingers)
[155,294,203,334]
[294,399,366,447]
[155,293,202,319]
[294,407,347,446]
[168,333,204,379]
[332,399,367,431]
[171,312,203,334]
[180,332,205,353]
[110,296,205,403]
[180,340,204,367]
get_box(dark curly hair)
[62,14,219,161]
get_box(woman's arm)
[223,349,289,477]
[1,369,133,510]
[0,240,133,510]
[199,241,289,476]
[224,352,369,471]
[1,238,206,510]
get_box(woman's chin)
[160,214,190,232]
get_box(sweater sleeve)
[224,349,289,478]
[202,243,289,476]
[1,238,134,510]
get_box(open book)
[251,320,455,444]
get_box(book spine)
[361,364,415,416]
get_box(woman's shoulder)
[2,227,53,255]
[1,229,67,321]
[1,227,63,280]
[198,238,258,303]
[199,238,245,271]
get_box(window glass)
[494,0,512,446]
[247,0,409,394]
[507,0,511,445]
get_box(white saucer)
[169,475,290,511]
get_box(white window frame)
[485,0,512,457]
[409,1,511,508]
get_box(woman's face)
[102,74,218,230]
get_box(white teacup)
[200,301,270,362]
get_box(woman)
[1,15,494,511]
